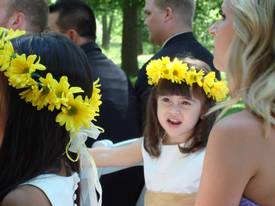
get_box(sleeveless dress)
[240,197,259,206]
[142,142,205,206]
[22,173,80,206]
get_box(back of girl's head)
[227,0,275,127]
[0,32,92,200]
[144,57,218,157]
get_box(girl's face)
[209,0,234,71]
[157,94,203,144]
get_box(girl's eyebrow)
[179,96,196,102]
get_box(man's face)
[0,0,12,28]
[48,12,62,33]
[144,0,166,45]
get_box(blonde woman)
[195,0,275,206]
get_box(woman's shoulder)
[213,110,262,139]
[2,185,51,206]
[218,110,260,127]
[207,110,264,165]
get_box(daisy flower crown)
[0,27,102,134]
[146,57,229,102]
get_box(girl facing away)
[195,0,275,206]
[91,57,228,206]
[0,29,102,206]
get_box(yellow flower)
[0,40,15,71]
[195,69,205,87]
[185,67,199,85]
[203,72,216,96]
[87,79,102,120]
[0,27,25,41]
[19,84,40,104]
[33,73,58,110]
[146,59,162,85]
[169,59,187,83]
[160,56,171,65]
[211,81,229,102]
[4,30,25,41]
[6,54,46,89]
[56,95,94,132]
[161,61,172,80]
[146,57,229,102]
[0,27,103,135]
[48,76,83,111]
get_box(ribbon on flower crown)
[68,122,103,206]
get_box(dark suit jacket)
[81,41,144,206]
[135,32,220,121]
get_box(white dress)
[142,143,205,206]
[22,173,80,206]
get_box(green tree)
[193,0,222,51]
[87,0,120,49]
[121,0,139,76]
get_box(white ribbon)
[69,122,102,206]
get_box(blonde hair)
[223,0,275,132]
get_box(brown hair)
[143,58,219,157]
[8,0,48,32]
[0,73,8,144]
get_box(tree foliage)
[193,0,223,50]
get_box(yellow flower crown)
[0,27,102,133]
[146,57,229,102]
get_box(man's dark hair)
[9,0,48,32]
[49,0,96,40]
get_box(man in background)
[0,0,48,32]
[48,1,144,205]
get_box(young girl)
[0,29,102,206]
[91,56,228,206]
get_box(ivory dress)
[23,173,80,206]
[142,143,205,206]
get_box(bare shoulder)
[2,185,51,206]
[207,110,266,169]
[211,110,263,142]
[217,110,261,130]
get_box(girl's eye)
[181,101,191,106]
[161,97,170,103]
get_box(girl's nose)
[170,104,181,114]
[209,22,217,37]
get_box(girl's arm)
[89,138,143,168]
[195,116,257,206]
